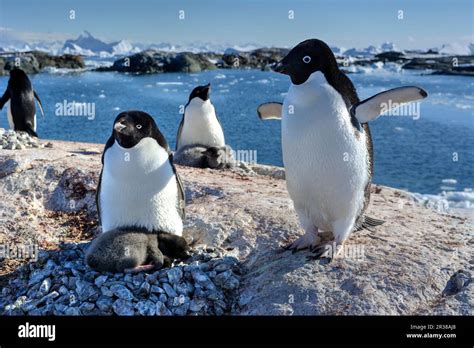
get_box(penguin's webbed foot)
[283,231,321,253]
[307,244,334,262]
[307,242,345,262]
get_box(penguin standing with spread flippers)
[96,110,185,236]
[258,39,427,260]
[0,68,44,137]
[176,83,225,150]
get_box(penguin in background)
[0,68,45,137]
[96,110,185,236]
[173,143,235,169]
[176,83,225,150]
[258,39,427,260]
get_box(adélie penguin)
[96,111,185,236]
[258,39,427,260]
[0,68,45,137]
[176,83,225,150]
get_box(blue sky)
[0,0,472,48]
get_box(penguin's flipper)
[257,102,283,120]
[351,86,428,123]
[169,153,186,220]
[354,215,385,232]
[33,90,45,118]
[0,89,10,110]
[96,136,115,225]
[176,116,184,150]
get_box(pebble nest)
[0,128,46,150]
[1,242,241,316]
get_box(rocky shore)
[0,138,472,315]
[97,48,474,76]
[0,51,85,76]
[1,48,473,76]
[2,243,241,316]
[350,52,474,76]
[95,48,289,74]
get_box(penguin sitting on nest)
[96,110,185,236]
[85,229,191,273]
[174,83,235,169]
[176,83,225,150]
[93,110,190,273]
[173,144,235,169]
[257,38,427,260]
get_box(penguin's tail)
[354,215,385,232]
[24,127,38,138]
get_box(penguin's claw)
[307,244,333,261]
[284,232,321,252]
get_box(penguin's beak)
[114,121,127,133]
[202,83,211,98]
[272,61,289,75]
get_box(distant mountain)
[330,46,347,56]
[63,31,111,52]
[437,42,474,56]
[342,42,400,57]
[111,40,137,55]
[147,42,261,54]
[62,31,139,56]
[1,28,472,59]
[60,32,260,56]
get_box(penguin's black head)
[157,232,191,260]
[112,110,169,150]
[202,146,225,169]
[188,83,211,103]
[8,68,32,90]
[272,39,338,85]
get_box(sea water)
[0,68,472,209]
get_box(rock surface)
[0,129,45,150]
[0,51,85,75]
[2,48,472,76]
[1,242,240,316]
[0,139,472,315]
[96,48,290,74]
[97,50,216,74]
[99,48,474,76]
[402,55,474,76]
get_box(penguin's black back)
[6,69,37,135]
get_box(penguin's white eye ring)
[136,124,142,130]
[302,56,312,64]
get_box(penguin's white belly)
[7,103,14,129]
[100,138,183,236]
[282,77,368,232]
[179,105,225,148]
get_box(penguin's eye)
[302,56,312,64]
[136,124,142,130]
